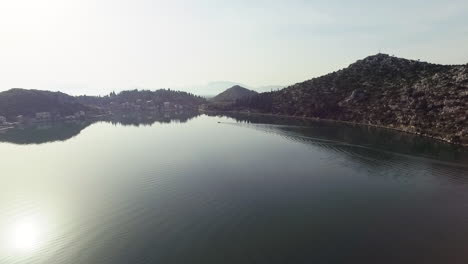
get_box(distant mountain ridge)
[177,82,283,96]
[211,85,258,102]
[231,54,468,146]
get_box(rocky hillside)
[234,54,468,146]
[211,85,258,102]
[0,88,87,120]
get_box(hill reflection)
[0,111,200,145]
[104,111,199,127]
[1,110,467,170]
[0,122,92,145]
[208,112,468,166]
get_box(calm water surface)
[1,113,467,264]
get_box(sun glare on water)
[8,217,44,252]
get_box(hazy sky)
[0,0,467,95]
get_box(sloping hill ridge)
[234,54,468,145]
[78,89,206,108]
[0,88,87,120]
[211,85,258,102]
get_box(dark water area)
[1,113,467,263]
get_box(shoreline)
[0,126,14,132]
[202,110,467,148]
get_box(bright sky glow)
[0,0,467,95]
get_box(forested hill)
[233,54,468,145]
[0,88,87,120]
[0,88,206,122]
[77,89,206,108]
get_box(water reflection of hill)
[104,111,199,127]
[209,112,468,166]
[0,122,92,145]
[0,111,200,145]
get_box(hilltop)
[232,54,468,145]
[211,85,258,103]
